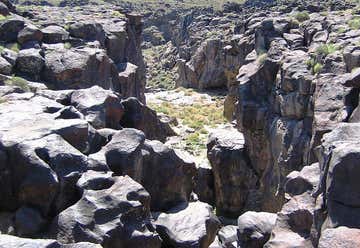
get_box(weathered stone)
[207,127,257,217]
[141,140,196,211]
[153,202,220,248]
[42,47,119,90]
[70,86,124,129]
[0,56,12,75]
[218,225,238,248]
[0,17,25,42]
[117,62,145,102]
[265,193,315,248]
[16,48,44,78]
[237,211,277,248]
[120,97,175,142]
[17,24,43,45]
[69,21,105,45]
[41,25,69,43]
[14,206,45,236]
[318,226,360,248]
[194,162,215,206]
[50,171,162,248]
[284,163,320,197]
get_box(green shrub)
[111,11,125,18]
[0,14,8,21]
[0,97,6,104]
[6,43,20,53]
[313,63,323,74]
[348,17,360,30]
[295,11,310,22]
[257,53,268,65]
[316,43,338,57]
[5,77,30,91]
[64,42,72,49]
[337,27,347,33]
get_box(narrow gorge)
[0,0,360,247]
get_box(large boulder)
[88,128,196,211]
[237,211,277,248]
[0,17,25,42]
[120,97,175,142]
[50,171,162,248]
[177,39,227,90]
[218,225,238,248]
[141,140,196,211]
[70,86,124,129]
[42,47,119,90]
[0,56,12,75]
[265,193,315,247]
[194,162,215,206]
[68,21,105,45]
[284,163,320,197]
[0,94,103,216]
[207,127,257,217]
[318,226,360,248]
[41,25,69,44]
[153,202,220,248]
[17,23,43,45]
[317,123,360,229]
[0,2,9,16]
[117,62,145,102]
[16,48,44,79]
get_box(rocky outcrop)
[177,39,227,90]
[207,126,257,217]
[0,84,196,247]
[0,7,146,103]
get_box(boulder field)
[1,0,360,247]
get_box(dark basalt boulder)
[17,23,43,45]
[41,25,69,44]
[141,140,196,211]
[284,163,320,197]
[87,128,196,211]
[153,202,220,248]
[69,86,124,130]
[318,226,360,248]
[68,21,106,45]
[237,211,277,248]
[207,127,258,217]
[0,56,12,75]
[15,48,44,79]
[49,171,162,248]
[120,97,175,142]
[0,17,25,42]
[42,47,119,90]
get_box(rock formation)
[2,0,360,247]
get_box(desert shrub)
[295,11,310,22]
[64,42,72,49]
[5,77,30,91]
[348,17,360,30]
[313,63,323,74]
[315,43,338,57]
